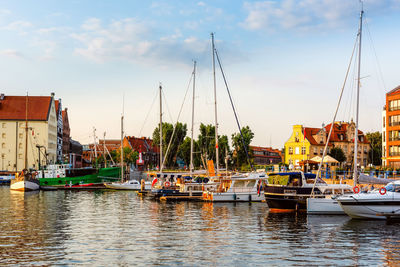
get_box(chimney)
[51,92,55,98]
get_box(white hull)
[10,180,40,191]
[337,187,400,220]
[105,181,151,190]
[307,197,345,215]
[210,192,265,202]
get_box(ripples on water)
[1,187,400,266]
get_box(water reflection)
[1,187,400,265]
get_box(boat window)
[233,180,245,187]
[385,184,395,192]
[268,175,289,185]
[247,180,256,188]
[288,178,300,187]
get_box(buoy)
[379,187,387,195]
[353,186,360,194]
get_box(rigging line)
[138,89,158,137]
[311,31,358,196]
[162,70,194,168]
[214,48,253,171]
[161,89,174,123]
[365,18,387,96]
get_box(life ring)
[164,181,171,187]
[379,187,387,195]
[34,171,38,176]
[353,186,360,194]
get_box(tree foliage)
[231,126,254,168]
[152,122,187,167]
[329,147,346,163]
[366,131,382,166]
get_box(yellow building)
[285,122,370,168]
[285,125,327,167]
[0,94,58,172]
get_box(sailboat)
[10,94,40,191]
[334,7,400,219]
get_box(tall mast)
[353,5,363,185]
[211,33,219,175]
[159,84,163,173]
[93,127,97,167]
[190,61,196,176]
[121,115,124,181]
[103,132,107,168]
[24,93,28,170]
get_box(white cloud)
[241,0,400,32]
[0,49,26,59]
[70,18,210,66]
[197,1,205,6]
[2,20,32,31]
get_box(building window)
[383,116,385,127]
[19,143,22,149]
[295,147,299,155]
[389,100,400,111]
[301,147,306,155]
[19,133,23,139]
[320,148,323,155]
[313,147,317,155]
[18,153,22,159]
[288,147,293,155]
[383,134,385,142]
[1,133,5,138]
[1,123,5,128]
[1,143,5,149]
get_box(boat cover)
[358,173,395,185]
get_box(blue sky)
[1,0,400,148]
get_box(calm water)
[1,187,400,266]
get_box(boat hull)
[307,197,345,215]
[205,192,265,202]
[10,180,40,191]
[337,193,400,219]
[265,195,307,211]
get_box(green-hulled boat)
[38,165,121,186]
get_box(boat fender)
[233,193,237,200]
[379,187,387,195]
[249,194,252,201]
[353,186,360,194]
[164,181,171,187]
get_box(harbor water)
[1,187,399,266]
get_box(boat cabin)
[267,172,326,187]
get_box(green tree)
[231,126,254,168]
[366,131,382,166]
[115,147,139,165]
[152,122,187,167]
[329,147,346,163]
[197,123,230,168]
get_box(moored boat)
[337,180,400,220]
[10,171,39,192]
[105,180,151,190]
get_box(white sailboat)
[335,6,400,219]
[10,94,40,192]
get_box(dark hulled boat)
[264,172,326,212]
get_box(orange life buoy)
[353,186,360,194]
[164,181,171,187]
[379,187,387,195]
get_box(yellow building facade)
[0,95,57,172]
[285,125,311,166]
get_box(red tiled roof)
[55,100,59,113]
[304,127,322,145]
[387,85,400,96]
[324,122,369,144]
[0,95,52,121]
[250,146,283,159]
[126,136,159,153]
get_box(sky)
[1,0,400,149]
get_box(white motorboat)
[104,180,151,190]
[10,172,39,192]
[306,184,353,215]
[203,172,267,202]
[336,180,400,220]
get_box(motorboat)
[104,180,152,190]
[202,172,267,202]
[336,180,400,220]
[10,171,39,192]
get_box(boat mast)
[159,84,163,173]
[120,114,124,182]
[353,5,363,185]
[103,132,107,168]
[93,127,97,168]
[24,93,28,170]
[211,33,219,175]
[190,61,196,176]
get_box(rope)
[310,33,358,197]
[161,89,175,123]
[138,89,158,137]
[161,70,194,169]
